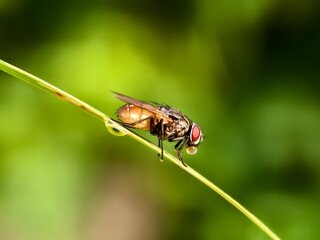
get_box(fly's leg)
[118,116,166,163]
[157,137,162,161]
[174,138,188,167]
[156,119,164,162]
[116,116,152,128]
[148,118,164,162]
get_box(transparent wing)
[112,91,171,121]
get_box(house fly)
[113,91,203,166]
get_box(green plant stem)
[0,59,280,240]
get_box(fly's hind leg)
[116,116,152,128]
[118,116,166,164]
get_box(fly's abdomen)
[117,104,154,131]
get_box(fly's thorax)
[165,109,190,139]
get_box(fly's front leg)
[174,138,188,167]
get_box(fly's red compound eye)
[190,123,202,145]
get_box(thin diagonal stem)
[0,59,280,240]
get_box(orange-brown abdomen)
[117,104,155,131]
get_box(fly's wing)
[112,91,172,121]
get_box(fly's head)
[186,123,203,155]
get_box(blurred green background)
[1,0,320,239]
